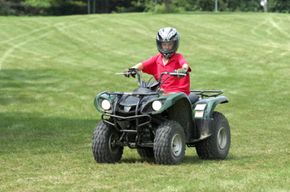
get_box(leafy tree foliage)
[0,0,290,15]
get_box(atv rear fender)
[191,96,229,142]
[194,96,229,119]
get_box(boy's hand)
[124,68,138,78]
[175,68,187,73]
[123,69,130,78]
[174,68,187,78]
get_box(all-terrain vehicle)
[92,69,231,164]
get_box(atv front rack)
[101,113,154,148]
[102,113,152,131]
[100,91,157,133]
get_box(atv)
[92,68,231,164]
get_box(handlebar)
[117,69,187,87]
[115,68,138,77]
[158,71,187,82]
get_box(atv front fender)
[141,92,194,142]
[145,92,190,115]
[94,91,117,113]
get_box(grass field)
[0,12,289,191]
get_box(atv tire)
[137,147,154,161]
[154,120,185,164]
[92,121,123,163]
[196,112,231,159]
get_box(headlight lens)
[101,99,111,110]
[152,100,163,111]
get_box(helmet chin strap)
[163,53,173,59]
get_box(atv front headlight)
[101,99,111,111]
[152,100,163,111]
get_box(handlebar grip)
[170,72,187,77]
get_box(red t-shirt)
[142,53,191,95]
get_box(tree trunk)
[164,0,172,12]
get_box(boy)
[130,27,191,96]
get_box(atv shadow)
[121,158,154,164]
[119,155,214,165]
[120,153,234,165]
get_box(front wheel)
[154,120,185,164]
[196,112,231,159]
[92,121,123,163]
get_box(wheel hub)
[109,133,119,153]
[171,134,182,157]
[217,127,227,149]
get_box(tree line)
[0,0,289,15]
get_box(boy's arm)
[176,63,189,73]
[131,63,143,71]
[176,54,190,73]
[132,54,159,72]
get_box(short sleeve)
[178,54,191,72]
[178,54,187,66]
[142,54,158,75]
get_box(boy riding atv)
[92,27,231,164]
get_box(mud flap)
[188,118,213,144]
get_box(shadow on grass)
[0,112,96,154]
[118,153,231,165]
[0,69,63,105]
[117,157,208,165]
[117,145,238,165]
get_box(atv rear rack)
[190,90,223,98]
[107,92,159,96]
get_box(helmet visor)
[157,40,178,56]
[161,42,174,52]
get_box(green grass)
[0,12,290,191]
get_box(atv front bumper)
[101,113,152,132]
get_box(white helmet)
[156,27,180,58]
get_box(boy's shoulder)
[153,53,162,57]
[174,53,184,57]
[172,53,185,60]
[150,53,162,60]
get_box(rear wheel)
[154,120,185,164]
[92,121,123,163]
[196,112,231,159]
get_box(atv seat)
[188,93,199,104]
